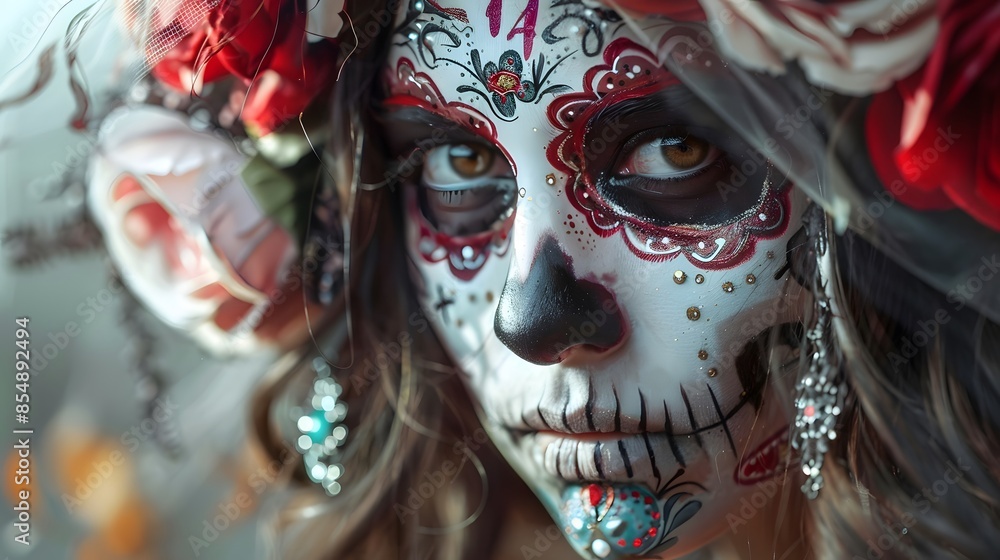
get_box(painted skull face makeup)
[382,1,808,558]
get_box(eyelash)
[439,189,469,202]
[434,190,469,204]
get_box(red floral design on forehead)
[546,38,790,269]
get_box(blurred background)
[1,3,286,558]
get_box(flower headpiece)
[86,0,1000,355]
[136,0,344,136]
[612,0,998,235]
[80,0,351,353]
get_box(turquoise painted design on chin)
[557,482,703,559]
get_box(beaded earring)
[293,357,349,496]
[791,205,845,499]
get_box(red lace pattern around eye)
[545,38,790,270]
[387,59,516,281]
[407,190,515,282]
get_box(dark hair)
[247,11,1000,555]
[9,1,997,558]
[809,220,1000,559]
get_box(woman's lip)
[525,431,674,487]
[534,430,645,442]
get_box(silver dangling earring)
[294,357,349,496]
[791,205,846,499]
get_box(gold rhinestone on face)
[695,274,705,284]
[745,274,757,285]
[545,173,556,185]
[495,73,518,92]
[698,349,709,360]
[722,281,735,293]
[766,251,775,259]
[673,271,687,284]
[687,306,701,321]
[708,368,718,378]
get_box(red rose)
[148,0,339,135]
[866,0,1000,231]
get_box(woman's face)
[382,1,806,557]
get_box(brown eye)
[418,142,516,236]
[600,126,773,227]
[616,133,720,179]
[449,144,495,177]
[662,136,710,169]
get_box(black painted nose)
[494,236,626,365]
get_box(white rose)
[698,0,939,94]
[87,105,299,354]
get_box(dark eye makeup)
[417,141,517,236]
[375,105,517,237]
[375,86,782,238]
[583,88,780,228]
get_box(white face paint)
[382,1,807,558]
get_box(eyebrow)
[375,95,518,174]
[377,98,476,135]
[594,85,704,126]
[375,101,484,156]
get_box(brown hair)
[230,3,999,559]
[247,5,515,556]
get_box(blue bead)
[306,410,331,443]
